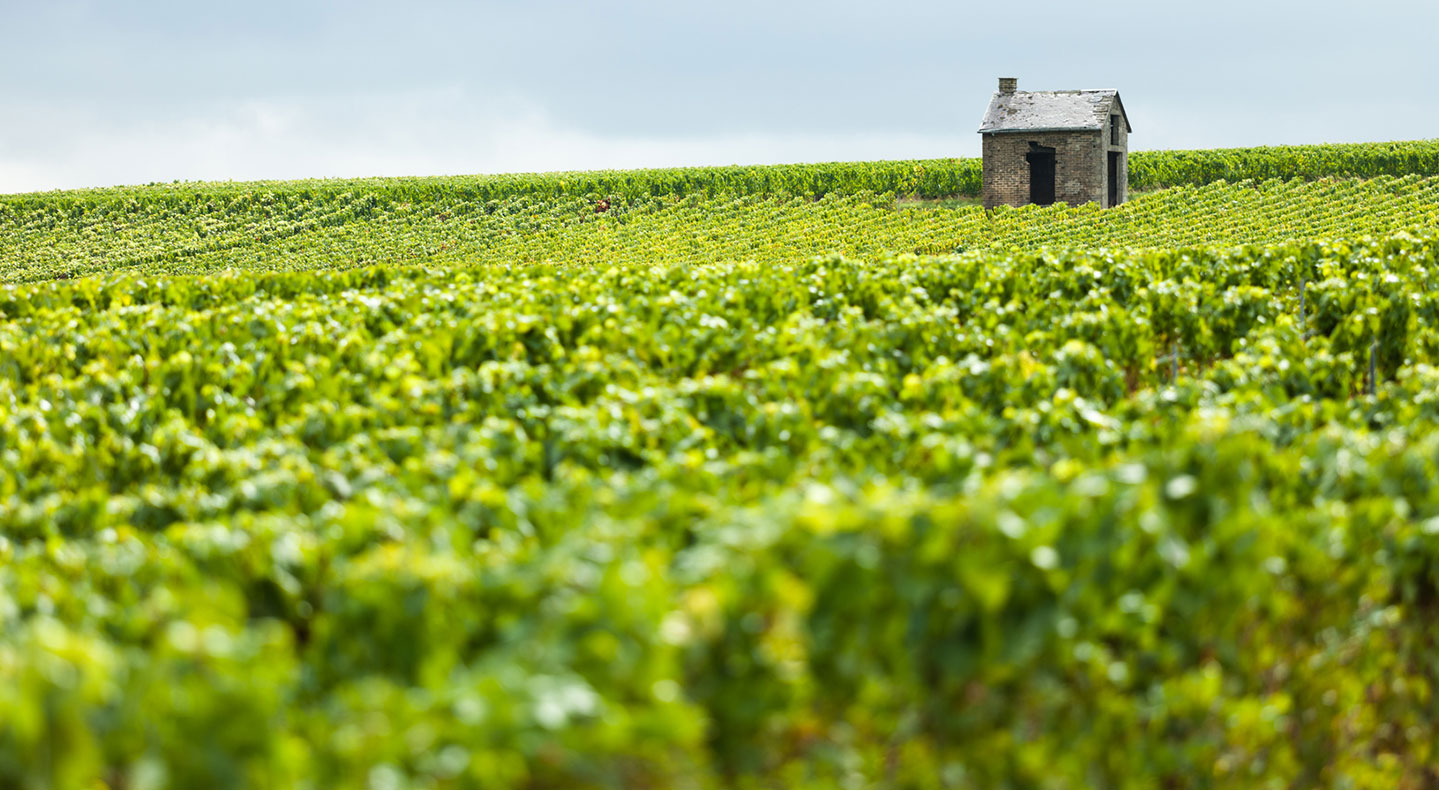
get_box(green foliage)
[3,137,1435,217]
[1130,139,1439,189]
[5,174,1439,283]
[3,223,1439,785]
[5,145,1439,786]
[0,157,980,213]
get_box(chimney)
[998,77,1017,94]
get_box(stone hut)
[978,77,1131,209]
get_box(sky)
[1,0,1435,193]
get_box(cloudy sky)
[1,0,1434,193]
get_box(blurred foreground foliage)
[3,232,1439,785]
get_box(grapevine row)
[5,175,1439,283]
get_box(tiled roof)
[978,90,1131,134]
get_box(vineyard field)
[3,144,1439,787]
[5,174,1439,283]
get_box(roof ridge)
[1004,89,1118,94]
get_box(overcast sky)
[2,0,1435,193]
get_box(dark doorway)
[1108,151,1121,207]
[1026,143,1056,206]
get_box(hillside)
[3,175,1438,284]
[4,140,1439,284]
[3,142,1439,787]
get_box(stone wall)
[1105,109,1128,206]
[982,130,1105,209]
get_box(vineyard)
[3,142,1439,787]
[6,173,1439,283]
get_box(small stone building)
[978,77,1131,209]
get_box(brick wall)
[982,130,1105,209]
